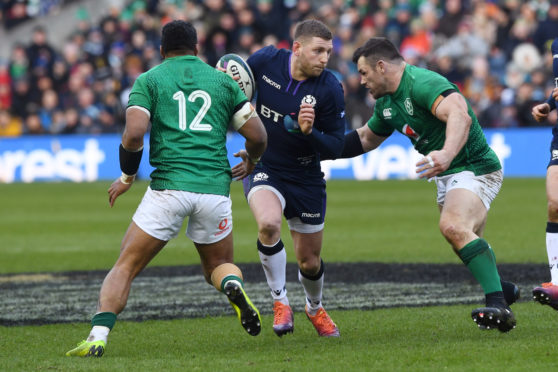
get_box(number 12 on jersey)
[172,90,212,131]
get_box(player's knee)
[298,257,320,276]
[439,220,467,245]
[548,198,558,220]
[258,218,281,240]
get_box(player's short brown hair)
[294,19,332,42]
[353,37,403,66]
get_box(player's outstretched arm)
[324,124,387,161]
[232,115,267,180]
[108,107,149,207]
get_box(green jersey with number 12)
[367,64,501,176]
[128,55,248,195]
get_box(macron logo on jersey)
[263,75,281,90]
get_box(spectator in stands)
[3,1,29,29]
[9,43,29,81]
[2,0,558,135]
[11,78,37,119]
[0,59,11,110]
[533,0,558,53]
[26,25,56,83]
[24,113,44,135]
[436,0,464,39]
[0,109,23,136]
[38,88,59,132]
[76,87,102,134]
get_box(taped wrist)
[247,153,260,165]
[119,144,143,176]
[340,130,365,158]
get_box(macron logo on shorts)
[301,212,321,218]
[553,150,558,161]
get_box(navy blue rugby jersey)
[247,45,346,183]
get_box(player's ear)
[193,45,199,56]
[292,41,301,56]
[377,60,385,73]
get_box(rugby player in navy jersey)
[531,37,558,309]
[232,19,346,337]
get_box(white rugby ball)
[216,54,256,101]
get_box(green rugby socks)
[458,238,502,295]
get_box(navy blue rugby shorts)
[242,164,326,225]
[549,125,558,168]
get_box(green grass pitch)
[1,178,557,371]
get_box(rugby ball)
[216,54,256,101]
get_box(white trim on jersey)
[127,105,151,119]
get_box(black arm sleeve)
[119,144,143,175]
[339,130,365,159]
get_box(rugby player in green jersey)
[335,37,519,332]
[66,20,267,357]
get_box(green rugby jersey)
[128,55,248,195]
[367,64,501,176]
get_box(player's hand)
[217,66,240,81]
[532,103,551,122]
[415,150,452,179]
[231,149,255,180]
[298,103,315,135]
[108,177,133,207]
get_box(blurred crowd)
[1,0,557,137]
[1,0,72,29]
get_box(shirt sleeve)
[367,102,394,137]
[127,73,152,112]
[412,71,456,112]
[547,91,557,111]
[306,78,346,159]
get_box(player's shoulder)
[254,45,285,58]
[249,45,289,65]
[321,69,343,86]
[406,64,448,85]
[315,69,344,97]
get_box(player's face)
[357,56,387,99]
[297,37,332,78]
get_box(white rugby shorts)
[132,187,233,244]
[434,170,503,210]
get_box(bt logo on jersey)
[260,104,283,122]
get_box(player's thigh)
[247,187,284,227]
[547,166,558,203]
[244,167,286,228]
[117,221,167,274]
[438,170,501,230]
[441,188,487,232]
